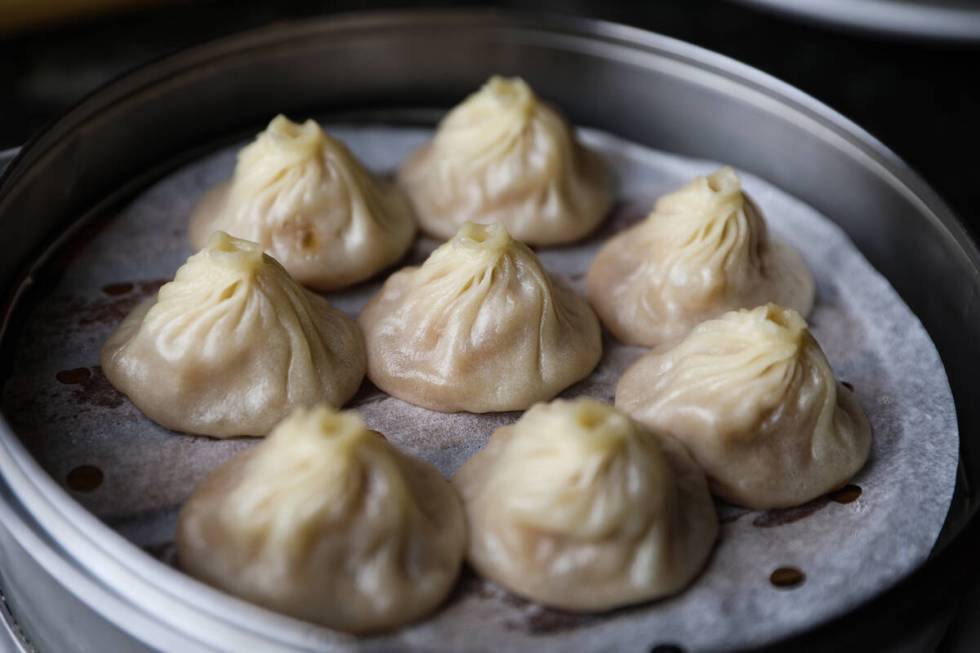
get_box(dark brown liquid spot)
[70,366,125,410]
[488,581,605,635]
[831,484,862,504]
[770,567,805,588]
[519,607,599,635]
[300,231,317,250]
[501,591,531,609]
[66,464,103,492]
[842,381,854,391]
[753,496,830,527]
[74,279,168,328]
[56,367,91,385]
[650,646,685,653]
[101,282,134,296]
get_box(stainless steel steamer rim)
[0,10,977,653]
[731,0,980,42]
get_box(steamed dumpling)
[587,167,814,347]
[177,405,466,634]
[190,115,416,291]
[616,304,871,509]
[453,398,717,611]
[398,76,613,245]
[359,222,601,413]
[102,232,365,437]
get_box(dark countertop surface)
[1,2,978,651]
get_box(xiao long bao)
[177,405,466,634]
[616,304,871,509]
[190,115,416,291]
[587,166,814,347]
[101,232,365,437]
[453,398,717,611]
[358,222,602,413]
[398,76,614,245]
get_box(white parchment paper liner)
[1,125,958,652]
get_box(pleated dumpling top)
[102,232,365,437]
[359,222,601,413]
[588,167,813,346]
[399,76,613,246]
[190,115,416,291]
[616,304,871,509]
[177,405,466,633]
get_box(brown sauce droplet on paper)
[520,608,599,635]
[69,366,125,410]
[66,464,103,492]
[770,567,806,589]
[752,496,830,527]
[501,591,531,609]
[831,484,862,504]
[56,367,91,385]
[101,282,134,296]
[74,279,168,328]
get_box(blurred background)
[1,0,979,239]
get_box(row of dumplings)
[188,75,614,294]
[177,399,717,634]
[98,76,872,634]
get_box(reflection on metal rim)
[0,588,32,653]
[0,149,18,175]
[734,0,980,41]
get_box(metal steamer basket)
[0,11,978,653]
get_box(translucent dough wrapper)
[177,405,466,634]
[587,167,814,347]
[398,76,613,246]
[101,232,366,437]
[190,115,416,291]
[616,304,871,509]
[359,222,602,413]
[453,398,718,611]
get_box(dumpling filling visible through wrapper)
[190,115,416,291]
